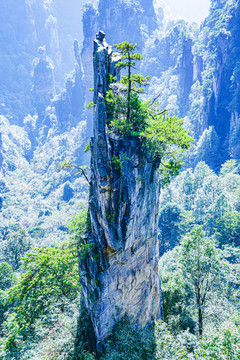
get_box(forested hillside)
[0,0,239,359]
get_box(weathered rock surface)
[0,0,86,124]
[32,46,55,120]
[177,38,193,115]
[199,1,240,161]
[81,0,158,136]
[80,32,162,351]
[53,40,85,130]
[29,39,85,141]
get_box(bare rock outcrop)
[81,0,158,136]
[32,46,55,120]
[80,32,162,351]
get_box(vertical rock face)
[201,0,240,159]
[193,56,203,84]
[206,31,231,146]
[81,0,158,136]
[80,32,162,350]
[53,40,85,130]
[177,38,194,115]
[32,46,55,120]
[28,0,85,87]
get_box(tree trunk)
[197,287,203,337]
[198,306,203,337]
[127,48,131,122]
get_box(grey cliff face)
[178,38,194,114]
[32,46,55,120]
[80,32,162,350]
[53,40,85,130]
[81,0,158,137]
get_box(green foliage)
[0,263,17,291]
[1,226,31,270]
[160,161,240,233]
[1,232,92,355]
[3,299,80,360]
[154,321,188,359]
[101,316,187,360]
[102,316,155,360]
[158,159,240,345]
[28,226,45,239]
[121,73,151,93]
[160,247,196,335]
[160,224,237,338]
[0,290,8,332]
[105,89,125,126]
[215,211,240,247]
[87,102,94,109]
[110,153,130,171]
[67,208,93,258]
[180,226,230,336]
[108,92,149,137]
[158,203,194,255]
[105,41,193,184]
[220,159,240,176]
[113,41,146,123]
[106,73,116,84]
[185,126,221,170]
[161,270,195,335]
[0,263,16,333]
[7,244,80,344]
[105,211,114,223]
[192,322,240,359]
[111,155,122,171]
[114,42,142,67]
[59,160,90,185]
[84,142,90,152]
[3,312,22,357]
[143,108,193,184]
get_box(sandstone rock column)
[32,46,55,120]
[80,31,163,351]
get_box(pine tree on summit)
[105,41,193,184]
[114,41,150,122]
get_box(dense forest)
[0,0,239,359]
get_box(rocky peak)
[81,0,159,137]
[80,32,163,352]
[32,46,55,120]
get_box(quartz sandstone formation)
[81,0,158,136]
[80,31,162,350]
[53,40,85,130]
[32,46,55,120]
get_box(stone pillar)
[80,31,163,351]
[32,46,55,120]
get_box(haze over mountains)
[0,1,239,359]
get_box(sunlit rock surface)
[80,32,163,351]
[81,0,158,136]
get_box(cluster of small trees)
[0,209,90,359]
[105,41,193,184]
[159,160,240,350]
